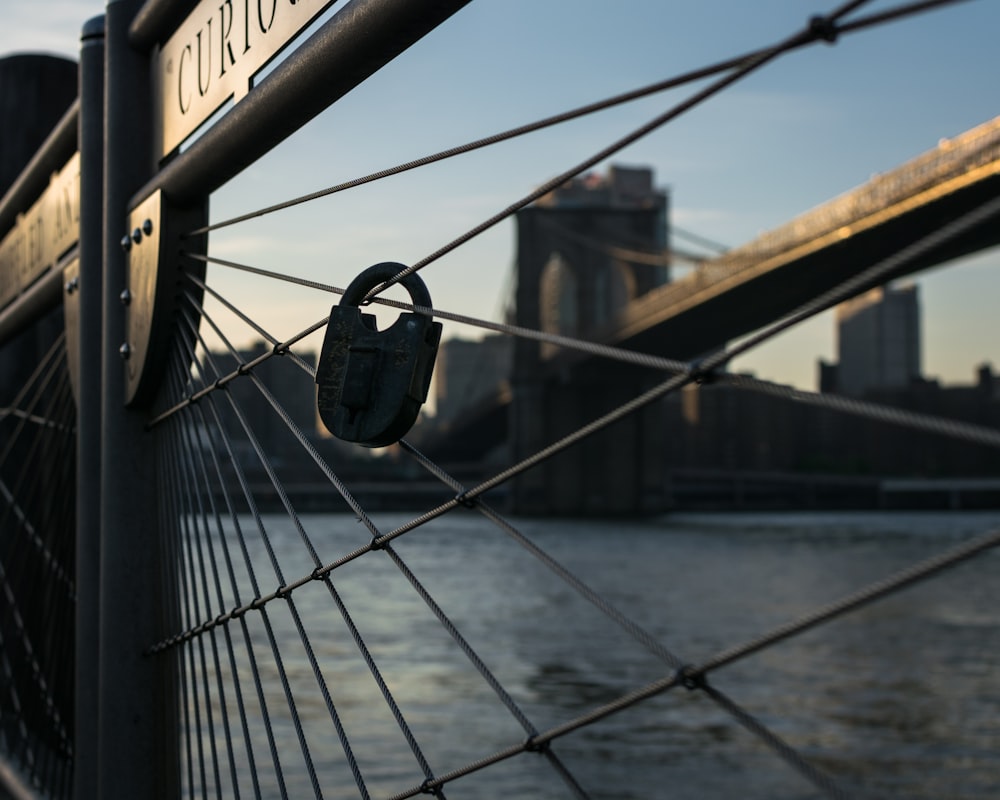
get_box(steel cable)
[167,356,272,800]
[171,322,341,800]
[397,443,850,799]
[163,368,243,798]
[389,523,1000,798]
[166,345,293,800]
[173,329,446,800]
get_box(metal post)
[98,1,179,797]
[75,15,104,800]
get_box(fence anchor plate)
[123,189,207,407]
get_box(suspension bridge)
[1,0,999,798]
[432,119,1000,512]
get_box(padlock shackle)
[340,262,433,310]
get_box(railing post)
[75,14,104,800]
[98,1,179,796]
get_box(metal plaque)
[122,190,208,407]
[0,152,80,312]
[157,0,338,158]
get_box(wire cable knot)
[455,490,479,509]
[677,664,708,691]
[808,14,839,43]
[688,358,720,386]
[417,778,443,796]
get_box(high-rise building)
[835,284,921,397]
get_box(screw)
[119,343,131,360]
[120,288,132,306]
[65,280,75,295]
[120,234,132,252]
[132,227,143,245]
[142,218,154,236]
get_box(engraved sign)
[157,0,338,158]
[0,152,81,312]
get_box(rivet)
[132,227,143,245]
[120,234,132,252]
[119,343,131,360]
[120,288,132,306]
[142,218,154,236]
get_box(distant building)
[434,335,512,424]
[666,364,1000,478]
[835,284,921,396]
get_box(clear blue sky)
[3,0,998,390]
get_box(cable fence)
[0,0,998,798]
[0,332,76,799]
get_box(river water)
[201,510,1000,799]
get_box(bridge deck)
[608,116,1000,359]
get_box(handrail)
[128,0,200,51]
[132,0,473,206]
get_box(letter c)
[178,44,193,114]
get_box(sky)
[2,0,998,391]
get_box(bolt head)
[120,234,132,252]
[119,288,132,306]
[118,343,131,360]
[142,218,154,236]
[131,227,143,245]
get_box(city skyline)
[2,0,997,391]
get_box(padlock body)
[316,305,442,447]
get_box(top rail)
[131,0,473,207]
[129,0,199,51]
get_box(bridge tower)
[511,166,671,514]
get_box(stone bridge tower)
[511,165,671,514]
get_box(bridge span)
[604,115,1000,360]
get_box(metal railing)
[0,1,998,798]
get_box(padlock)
[316,262,443,447]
